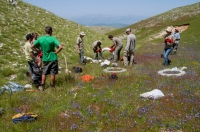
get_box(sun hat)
[126,28,131,33]
[80,32,85,36]
[166,27,172,32]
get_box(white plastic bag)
[140,89,164,100]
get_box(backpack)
[109,73,118,80]
[72,67,82,73]
[12,112,38,123]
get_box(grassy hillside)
[0,1,200,132]
[106,2,200,45]
[85,26,117,34]
[0,0,111,86]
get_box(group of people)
[162,27,181,66]
[76,28,137,66]
[24,26,63,91]
[24,25,180,90]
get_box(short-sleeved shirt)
[92,40,101,50]
[113,37,123,47]
[34,35,60,61]
[76,36,84,50]
[24,42,33,61]
[174,32,180,40]
[125,33,136,51]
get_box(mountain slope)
[0,0,111,85]
[106,2,200,44]
[0,1,200,132]
[68,14,149,28]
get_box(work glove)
[38,52,42,57]
[164,38,173,44]
[109,48,115,52]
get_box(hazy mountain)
[68,14,150,28]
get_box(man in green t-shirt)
[32,26,63,90]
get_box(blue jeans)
[163,48,172,66]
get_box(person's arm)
[54,44,63,54]
[76,37,81,53]
[125,36,130,52]
[31,39,39,50]
[30,44,35,50]
[112,43,117,49]
[28,45,35,59]
[76,44,80,53]
[176,34,180,40]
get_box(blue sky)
[23,0,200,18]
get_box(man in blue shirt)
[173,28,180,54]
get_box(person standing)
[163,27,175,66]
[24,34,34,77]
[76,32,85,65]
[32,26,63,90]
[92,40,104,61]
[108,35,123,62]
[31,32,42,68]
[173,28,180,54]
[123,28,136,66]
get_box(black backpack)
[72,67,82,73]
[109,73,118,80]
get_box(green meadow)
[0,0,199,131]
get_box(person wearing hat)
[163,27,175,66]
[76,32,85,65]
[173,28,180,54]
[123,28,136,66]
[92,40,104,61]
[108,35,123,62]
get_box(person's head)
[175,28,179,32]
[126,28,131,34]
[97,40,101,45]
[31,32,38,40]
[80,32,85,37]
[45,26,53,35]
[26,34,33,41]
[108,35,113,40]
[166,27,172,34]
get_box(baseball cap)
[126,28,131,33]
[80,32,85,36]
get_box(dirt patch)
[152,24,189,40]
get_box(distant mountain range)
[67,14,150,28]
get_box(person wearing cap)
[92,40,104,60]
[173,28,180,54]
[76,32,85,65]
[32,26,63,90]
[108,35,123,62]
[163,27,175,66]
[123,28,136,66]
